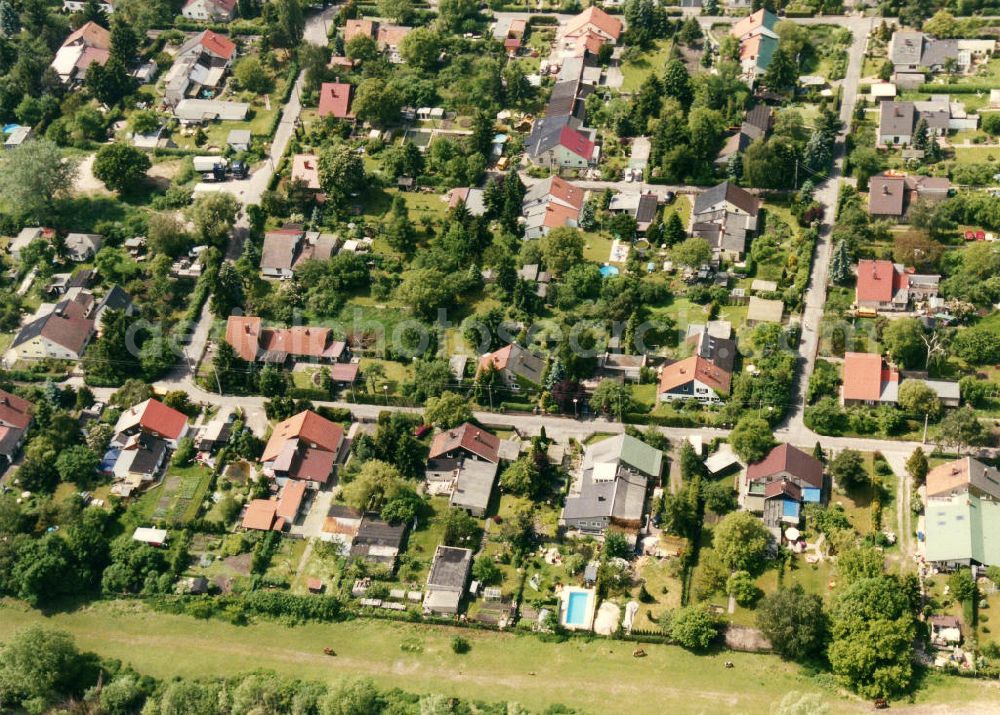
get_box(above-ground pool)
[560,586,596,631]
[599,265,620,278]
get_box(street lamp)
[382,384,389,406]
[573,397,578,418]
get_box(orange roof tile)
[262,410,344,462]
[225,315,262,362]
[318,82,354,119]
[842,352,897,402]
[242,499,279,530]
[564,6,622,42]
[658,356,732,395]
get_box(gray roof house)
[349,513,408,570]
[561,434,662,534]
[878,101,916,146]
[423,545,473,615]
[64,233,103,261]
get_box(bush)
[451,635,471,654]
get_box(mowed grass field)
[2,600,998,714]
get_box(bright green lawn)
[951,146,1000,165]
[620,39,674,93]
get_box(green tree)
[667,605,720,650]
[837,545,884,583]
[437,0,478,32]
[440,507,481,548]
[662,58,692,108]
[589,379,635,420]
[937,406,986,452]
[881,318,925,369]
[729,416,775,464]
[713,511,771,574]
[756,585,827,661]
[54,445,99,487]
[92,143,150,194]
[318,143,367,211]
[662,211,686,246]
[340,460,411,512]
[897,380,941,420]
[188,192,239,248]
[472,554,501,585]
[829,449,869,491]
[905,447,928,484]
[352,78,403,127]
[671,237,712,268]
[763,46,797,90]
[829,239,851,285]
[109,18,139,66]
[0,0,19,37]
[0,627,90,711]
[377,0,412,23]
[345,34,379,62]
[86,57,134,105]
[540,226,585,276]
[949,568,976,603]
[399,27,442,70]
[500,456,541,498]
[211,263,245,318]
[233,56,273,94]
[424,391,473,429]
[0,140,78,221]
[726,570,760,606]
[603,529,631,560]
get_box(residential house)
[521,175,585,239]
[731,8,779,41]
[226,129,251,152]
[908,379,960,408]
[291,154,323,196]
[746,297,784,326]
[478,343,546,387]
[50,22,110,84]
[904,174,952,204]
[0,389,32,467]
[875,98,974,147]
[173,98,248,123]
[92,285,135,334]
[608,192,659,234]
[242,499,283,531]
[925,493,1000,568]
[691,181,760,260]
[260,227,305,278]
[889,31,995,76]
[349,512,408,568]
[658,353,733,403]
[878,101,916,146]
[446,187,487,217]
[106,433,169,496]
[5,292,95,364]
[525,117,596,170]
[868,174,907,219]
[561,434,662,533]
[343,19,411,63]
[423,545,473,615]
[927,457,1000,502]
[132,527,168,547]
[427,423,501,517]
[225,315,348,365]
[562,6,623,46]
[715,104,772,168]
[196,409,235,451]
[317,82,354,120]
[114,398,189,447]
[276,480,307,525]
[182,0,237,22]
[261,410,344,488]
[841,352,899,406]
[321,503,364,546]
[731,9,779,84]
[855,259,940,312]
[740,443,825,534]
[428,422,501,464]
[63,0,114,12]
[163,30,236,107]
[64,233,103,261]
[8,227,53,262]
[4,126,32,150]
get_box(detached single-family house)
[658,354,732,403]
[562,6,622,46]
[8,227,53,262]
[107,433,169,495]
[0,389,32,467]
[878,101,916,146]
[868,174,907,219]
[321,503,364,545]
[260,409,344,488]
[423,545,473,615]
[50,22,110,85]
[926,457,1000,503]
[925,494,1000,569]
[561,434,662,533]
[691,181,760,260]
[841,352,899,406]
[182,0,238,22]
[855,259,940,313]
[608,192,659,234]
[741,443,825,534]
[889,31,994,76]
[64,233,103,261]
[92,285,135,334]
[428,422,501,464]
[163,30,236,107]
[5,293,96,364]
[427,423,501,517]
[447,187,487,217]
[525,116,597,170]
[478,343,546,387]
[522,175,585,239]
[114,398,189,447]
[291,154,323,198]
[242,499,283,531]
[349,512,408,569]
[225,315,348,365]
[317,82,354,120]
[260,228,305,279]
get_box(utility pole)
[923,413,929,444]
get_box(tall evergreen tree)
[830,239,851,285]
[0,0,19,37]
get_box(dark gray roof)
[879,102,915,137]
[68,269,96,289]
[744,104,772,135]
[920,38,958,68]
[350,512,407,564]
[427,545,473,589]
[636,194,658,225]
[98,285,133,313]
[526,115,572,158]
[696,333,737,375]
[128,435,168,476]
[693,181,758,217]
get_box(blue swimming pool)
[599,265,620,278]
[565,591,589,626]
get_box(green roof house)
[925,494,1000,569]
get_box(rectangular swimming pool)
[565,591,589,626]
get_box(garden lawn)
[621,39,673,93]
[11,599,980,715]
[951,146,1000,165]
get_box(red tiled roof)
[747,444,823,489]
[63,21,111,50]
[117,398,188,441]
[225,315,262,362]
[764,479,802,500]
[197,30,236,61]
[318,82,354,119]
[293,447,337,484]
[329,362,360,383]
[376,24,410,48]
[564,6,622,42]
[856,259,905,304]
[541,201,581,230]
[658,356,732,395]
[428,422,501,463]
[0,389,32,430]
[731,9,769,39]
[842,352,897,402]
[262,410,344,462]
[276,481,306,521]
[243,499,279,530]
[558,125,595,160]
[548,176,585,210]
[261,327,332,359]
[344,19,375,42]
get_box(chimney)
[882,185,890,195]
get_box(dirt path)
[885,451,915,563]
[73,153,112,195]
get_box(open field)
[1,600,998,714]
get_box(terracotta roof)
[926,457,1000,500]
[558,125,595,160]
[329,362,360,383]
[261,326,332,359]
[242,499,279,530]
[318,82,354,119]
[0,389,32,430]
[195,30,236,61]
[747,444,824,489]
[115,398,188,441]
[428,422,501,463]
[344,19,375,42]
[764,479,802,500]
[225,315,262,362]
[63,21,111,50]
[842,352,898,402]
[658,356,732,396]
[276,480,306,521]
[731,9,776,39]
[564,6,622,42]
[291,154,321,190]
[856,259,905,303]
[541,201,582,230]
[262,410,344,462]
[547,175,585,209]
[376,24,411,48]
[292,447,337,483]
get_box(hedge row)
[918,83,996,94]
